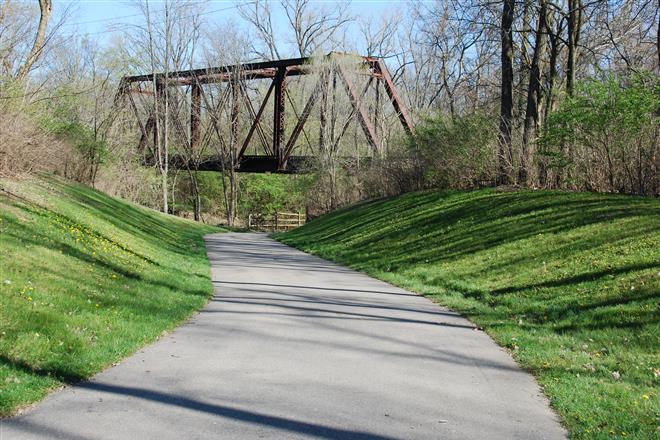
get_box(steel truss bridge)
[115,53,414,173]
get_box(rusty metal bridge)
[115,53,413,173]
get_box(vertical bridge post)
[117,54,415,173]
[190,82,201,149]
[273,67,287,170]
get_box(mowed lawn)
[0,176,219,416]
[277,189,659,439]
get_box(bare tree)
[202,23,251,226]
[0,2,39,77]
[15,0,52,80]
[145,0,169,212]
[281,0,353,57]
[393,14,438,113]
[359,13,398,59]
[124,0,206,213]
[0,0,72,89]
[236,0,281,60]
[520,0,548,184]
[498,0,515,185]
[237,0,353,59]
[566,0,583,96]
[543,3,563,125]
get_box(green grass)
[0,176,220,416]
[276,188,660,439]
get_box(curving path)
[1,233,566,439]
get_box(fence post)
[248,213,252,230]
[298,212,302,227]
[275,212,278,232]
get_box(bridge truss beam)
[116,53,414,173]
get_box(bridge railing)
[248,212,306,232]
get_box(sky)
[55,0,414,56]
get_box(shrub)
[39,92,109,185]
[364,113,498,197]
[238,173,311,217]
[540,73,659,195]
[0,109,71,178]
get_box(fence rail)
[248,212,306,232]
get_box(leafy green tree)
[541,73,659,194]
[238,174,312,218]
[39,90,108,184]
[409,113,497,189]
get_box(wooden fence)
[248,212,306,232]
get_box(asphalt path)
[1,232,566,439]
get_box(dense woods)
[0,0,658,225]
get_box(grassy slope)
[277,189,659,439]
[0,176,219,416]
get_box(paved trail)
[2,233,566,439]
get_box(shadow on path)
[74,382,397,440]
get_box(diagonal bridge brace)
[114,53,414,173]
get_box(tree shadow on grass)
[489,262,659,296]
[283,189,659,271]
[1,212,209,297]
[0,185,216,400]
[0,354,86,384]
[16,198,164,267]
[37,177,216,258]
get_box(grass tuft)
[0,176,220,416]
[276,188,659,440]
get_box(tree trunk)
[498,0,515,185]
[162,5,171,214]
[319,70,328,152]
[194,190,201,222]
[566,0,582,97]
[220,171,231,226]
[543,7,559,127]
[540,5,559,187]
[520,0,548,185]
[15,0,52,80]
[517,0,533,118]
[226,77,241,227]
[188,170,201,221]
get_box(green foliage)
[0,176,220,416]
[196,172,225,211]
[173,171,224,214]
[277,189,660,439]
[410,112,497,189]
[541,73,659,194]
[238,174,312,217]
[0,78,27,109]
[173,172,312,221]
[39,89,109,170]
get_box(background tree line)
[0,0,657,226]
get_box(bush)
[364,113,498,197]
[170,172,313,223]
[238,173,311,218]
[0,109,71,178]
[171,171,225,218]
[94,160,162,209]
[0,79,108,183]
[39,92,109,185]
[540,73,659,195]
